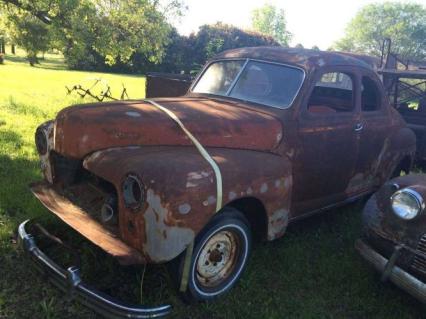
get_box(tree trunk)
[0,39,4,54]
[28,54,38,66]
[11,44,16,54]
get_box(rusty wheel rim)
[195,229,241,288]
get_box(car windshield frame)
[190,58,306,110]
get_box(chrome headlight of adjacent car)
[391,188,425,220]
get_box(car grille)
[50,151,81,185]
[411,234,426,274]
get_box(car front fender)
[83,146,292,263]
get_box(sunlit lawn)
[0,48,425,318]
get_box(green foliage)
[3,10,51,65]
[334,2,426,60]
[90,0,172,66]
[1,1,278,73]
[0,0,184,69]
[186,22,280,73]
[205,38,225,59]
[251,3,291,46]
[117,23,280,74]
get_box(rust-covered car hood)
[54,97,283,159]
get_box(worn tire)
[170,208,252,302]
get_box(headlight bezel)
[122,174,145,211]
[35,126,48,156]
[390,187,425,220]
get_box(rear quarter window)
[362,76,381,112]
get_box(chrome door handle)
[354,123,364,132]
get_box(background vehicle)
[357,174,426,303]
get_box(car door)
[292,67,360,215]
[349,71,392,193]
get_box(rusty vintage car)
[18,47,416,317]
[357,174,426,303]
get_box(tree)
[188,23,280,73]
[294,43,304,49]
[251,4,291,46]
[0,0,186,69]
[0,14,5,53]
[334,2,426,60]
[4,10,51,65]
[311,45,320,51]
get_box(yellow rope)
[145,99,223,211]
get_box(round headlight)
[35,127,48,155]
[391,188,424,220]
[122,174,145,210]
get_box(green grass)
[0,49,425,318]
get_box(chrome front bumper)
[356,239,426,303]
[18,220,172,318]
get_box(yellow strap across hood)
[145,99,223,212]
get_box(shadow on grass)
[3,54,27,64]
[0,154,41,220]
[4,53,67,71]
[0,129,25,151]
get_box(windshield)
[192,60,304,109]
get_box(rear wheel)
[172,208,252,301]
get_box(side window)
[308,72,354,114]
[362,76,381,111]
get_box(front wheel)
[174,208,252,301]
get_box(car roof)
[213,46,380,72]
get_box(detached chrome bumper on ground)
[355,239,426,303]
[18,220,172,318]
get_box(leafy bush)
[63,23,280,74]
[183,23,280,73]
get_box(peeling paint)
[207,195,216,205]
[186,181,197,188]
[276,133,282,143]
[268,208,289,240]
[144,189,195,262]
[125,111,141,117]
[260,183,268,194]
[37,121,55,183]
[178,203,191,215]
[228,191,237,200]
